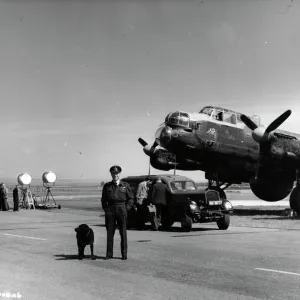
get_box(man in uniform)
[101,165,134,260]
[150,178,168,230]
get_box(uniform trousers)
[105,204,127,257]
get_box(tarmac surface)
[1,196,300,300]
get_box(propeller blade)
[265,110,291,133]
[138,138,158,156]
[241,110,292,144]
[150,141,158,152]
[240,115,258,131]
[138,138,148,147]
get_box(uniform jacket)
[151,182,168,205]
[101,180,134,211]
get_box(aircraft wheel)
[289,187,300,214]
[217,214,230,230]
[181,216,192,232]
[58,205,61,209]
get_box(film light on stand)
[17,173,35,209]
[42,171,56,186]
[17,173,32,186]
[39,171,61,209]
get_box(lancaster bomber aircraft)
[138,106,300,214]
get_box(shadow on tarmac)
[54,254,108,260]
[94,224,219,232]
[128,224,219,232]
[253,216,300,220]
[233,209,285,216]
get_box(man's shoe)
[121,256,127,260]
[104,255,113,260]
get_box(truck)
[121,174,233,232]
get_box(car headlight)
[223,201,233,210]
[190,201,197,210]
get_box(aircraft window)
[200,107,213,116]
[216,112,223,121]
[211,110,221,120]
[165,113,172,123]
[222,112,232,123]
[231,114,237,124]
[169,117,179,125]
[179,117,189,127]
[180,112,189,118]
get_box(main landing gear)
[289,170,300,216]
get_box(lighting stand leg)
[44,188,57,206]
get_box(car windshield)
[170,181,197,191]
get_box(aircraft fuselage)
[155,107,300,184]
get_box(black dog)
[75,224,96,260]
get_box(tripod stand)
[39,183,61,209]
[43,186,56,205]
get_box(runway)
[1,200,300,300]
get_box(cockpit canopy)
[199,106,260,125]
[164,106,261,129]
[165,111,190,128]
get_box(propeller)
[241,110,292,144]
[138,138,158,156]
[241,110,292,180]
[138,138,159,176]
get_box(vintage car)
[121,174,233,232]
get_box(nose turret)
[164,111,190,128]
[155,125,172,148]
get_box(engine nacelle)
[249,177,294,201]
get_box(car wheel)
[181,216,192,232]
[161,219,174,229]
[217,214,230,230]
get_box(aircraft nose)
[155,125,172,147]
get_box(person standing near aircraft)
[136,179,152,230]
[150,178,168,230]
[101,165,134,260]
[13,185,20,211]
[0,183,9,211]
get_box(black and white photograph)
[0,0,300,299]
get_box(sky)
[0,0,300,183]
